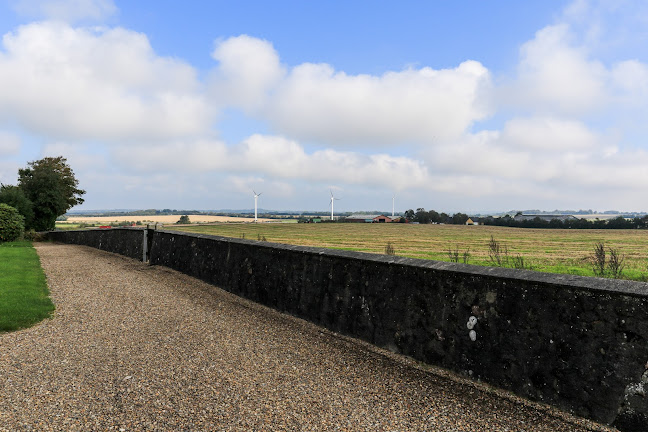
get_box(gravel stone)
[0,243,617,431]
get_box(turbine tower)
[329,190,340,221]
[392,194,395,218]
[253,190,262,222]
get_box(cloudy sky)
[0,0,647,213]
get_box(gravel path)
[0,243,617,432]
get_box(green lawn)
[167,223,648,281]
[0,241,55,332]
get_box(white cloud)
[499,117,601,151]
[562,0,648,53]
[504,2,648,118]
[611,60,648,102]
[421,110,648,209]
[111,139,228,173]
[265,60,491,145]
[11,0,117,23]
[233,134,430,190]
[4,4,648,212]
[109,133,430,192]
[0,131,21,155]
[224,175,295,198]
[0,160,20,185]
[508,24,608,115]
[210,35,285,112]
[209,35,492,146]
[0,21,211,142]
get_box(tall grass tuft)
[384,242,396,256]
[592,242,625,278]
[488,236,508,267]
[447,245,471,264]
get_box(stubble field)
[61,215,274,225]
[167,223,648,281]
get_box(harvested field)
[168,223,648,280]
[63,214,275,224]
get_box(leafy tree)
[427,210,441,223]
[415,208,430,224]
[404,209,415,221]
[0,203,25,242]
[451,212,469,225]
[17,157,85,231]
[0,184,34,229]
[176,215,190,224]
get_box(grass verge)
[0,241,55,332]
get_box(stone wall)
[47,228,144,261]
[47,228,648,430]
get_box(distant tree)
[635,215,648,229]
[0,203,25,242]
[176,215,190,224]
[17,157,85,231]
[415,208,431,224]
[451,212,469,225]
[427,210,441,223]
[404,209,415,221]
[0,184,34,229]
[606,216,633,229]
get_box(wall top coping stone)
[155,229,648,298]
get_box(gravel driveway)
[0,243,616,431]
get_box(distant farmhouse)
[465,217,482,225]
[345,214,393,223]
[513,214,578,222]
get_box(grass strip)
[0,241,55,332]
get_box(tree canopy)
[1,157,85,231]
[0,184,34,228]
[176,215,190,224]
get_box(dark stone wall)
[46,228,648,429]
[46,228,144,261]
[149,230,648,429]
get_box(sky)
[1,0,648,214]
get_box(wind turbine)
[392,194,395,218]
[329,190,340,221]
[253,190,262,222]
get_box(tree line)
[404,208,648,229]
[404,208,470,225]
[480,214,648,229]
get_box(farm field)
[60,214,276,226]
[167,223,648,281]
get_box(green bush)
[0,203,25,242]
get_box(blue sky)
[1,0,648,213]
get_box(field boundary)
[46,227,648,431]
